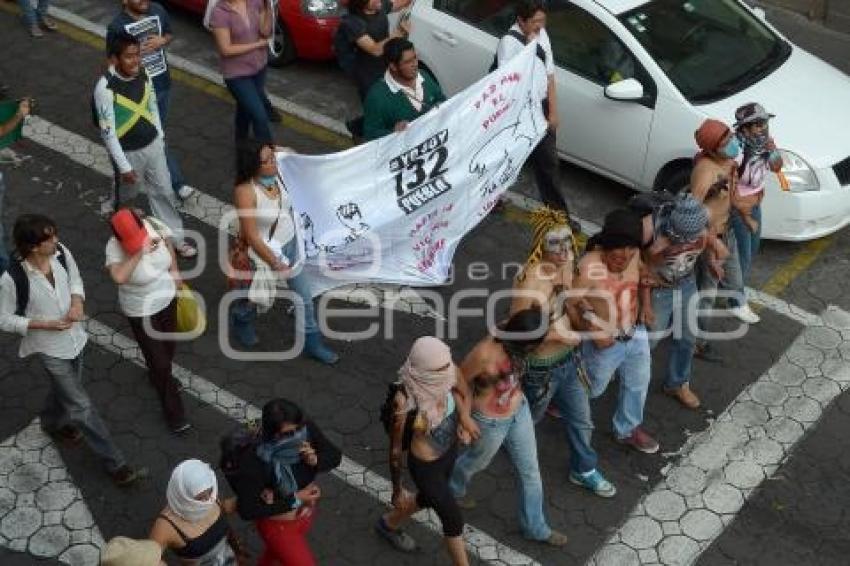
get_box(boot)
[303,331,338,365]
[230,307,258,347]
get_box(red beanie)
[110,209,148,256]
[694,119,730,152]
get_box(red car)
[168,0,341,66]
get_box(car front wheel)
[268,18,296,67]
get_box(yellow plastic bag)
[175,284,206,337]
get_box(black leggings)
[408,443,464,538]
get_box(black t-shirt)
[340,0,393,100]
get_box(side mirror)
[752,6,767,20]
[604,78,644,101]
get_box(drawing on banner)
[468,91,540,183]
[410,203,453,273]
[301,213,321,257]
[336,202,371,243]
[389,129,452,215]
[124,16,167,78]
[299,208,374,270]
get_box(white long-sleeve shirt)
[0,246,88,359]
[93,65,164,174]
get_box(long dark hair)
[12,214,57,259]
[493,307,547,351]
[235,138,273,185]
[261,398,305,441]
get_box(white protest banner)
[277,43,546,295]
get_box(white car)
[406,0,850,241]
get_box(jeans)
[730,205,761,288]
[231,237,320,335]
[37,350,126,473]
[448,396,551,541]
[523,353,597,474]
[0,172,8,275]
[698,225,744,309]
[154,87,187,194]
[650,276,697,390]
[530,128,569,213]
[121,137,184,244]
[581,325,651,439]
[224,68,273,143]
[126,298,186,427]
[18,0,50,27]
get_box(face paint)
[720,136,741,159]
[543,227,574,258]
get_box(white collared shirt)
[384,70,425,112]
[0,245,88,359]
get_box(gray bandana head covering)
[666,196,708,243]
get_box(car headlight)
[302,0,339,17]
[778,149,819,192]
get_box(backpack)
[333,14,360,75]
[219,420,262,480]
[379,382,416,451]
[489,29,547,73]
[7,243,68,317]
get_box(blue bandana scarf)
[256,426,309,496]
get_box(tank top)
[426,393,458,455]
[251,180,295,246]
[159,508,233,564]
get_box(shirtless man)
[511,207,616,498]
[448,308,568,546]
[691,119,758,363]
[576,209,658,453]
[642,195,709,409]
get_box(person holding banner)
[0,97,31,275]
[229,140,338,364]
[494,0,573,218]
[448,308,569,547]
[362,38,445,140]
[209,0,275,143]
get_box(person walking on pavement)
[494,0,572,216]
[0,97,31,275]
[510,207,617,498]
[642,195,710,409]
[209,0,277,143]
[17,0,58,38]
[150,459,242,564]
[94,32,197,258]
[0,214,138,486]
[228,140,338,364]
[107,0,194,201]
[376,337,472,564]
[578,209,660,454]
[105,208,191,434]
[448,308,569,547]
[223,398,341,566]
[362,38,445,140]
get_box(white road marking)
[586,304,850,566]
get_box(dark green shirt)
[363,71,446,140]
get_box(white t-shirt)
[496,24,555,102]
[105,219,176,317]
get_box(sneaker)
[664,383,701,410]
[694,342,723,364]
[29,25,44,38]
[170,422,192,435]
[568,469,617,498]
[543,530,568,547]
[175,242,198,258]
[617,426,660,454]
[730,304,760,324]
[110,466,139,487]
[38,17,58,31]
[455,494,477,510]
[176,185,196,200]
[375,518,417,553]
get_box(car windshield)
[619,0,790,102]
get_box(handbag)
[175,283,207,336]
[226,177,284,291]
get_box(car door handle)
[431,30,458,46]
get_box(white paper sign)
[277,44,546,295]
[124,15,167,78]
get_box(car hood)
[699,46,850,169]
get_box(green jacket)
[363,71,446,140]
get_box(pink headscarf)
[399,337,457,430]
